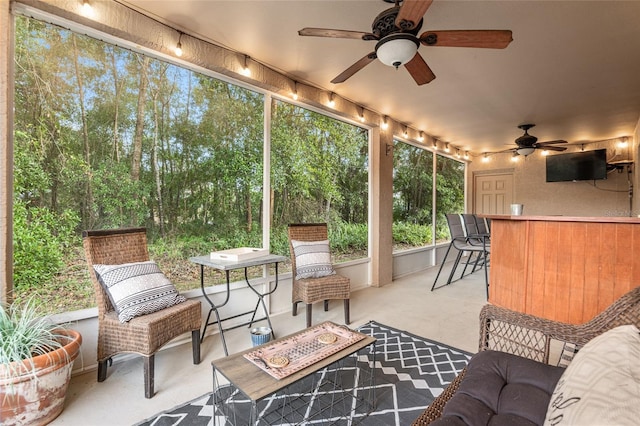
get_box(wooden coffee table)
[211,322,376,425]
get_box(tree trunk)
[151,71,165,236]
[131,56,150,183]
[72,34,93,226]
[109,48,122,163]
[246,191,252,232]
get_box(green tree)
[435,155,465,240]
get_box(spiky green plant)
[0,299,68,379]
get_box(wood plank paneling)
[568,223,586,324]
[583,224,602,321]
[489,219,527,311]
[598,223,617,314]
[615,224,633,299]
[487,215,640,324]
[543,222,559,321]
[633,226,640,293]
[554,223,574,323]
[528,221,548,317]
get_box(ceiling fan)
[510,124,568,156]
[298,0,513,85]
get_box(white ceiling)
[124,0,640,154]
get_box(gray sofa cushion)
[432,350,565,426]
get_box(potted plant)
[0,300,82,426]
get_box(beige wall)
[468,139,636,217]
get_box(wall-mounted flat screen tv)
[546,149,607,182]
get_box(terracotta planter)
[1,329,82,426]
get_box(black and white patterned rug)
[137,321,472,426]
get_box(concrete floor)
[51,263,487,425]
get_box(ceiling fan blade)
[541,146,567,152]
[298,27,377,41]
[419,30,513,48]
[404,52,436,85]
[396,0,433,31]
[331,52,377,84]
[536,140,568,146]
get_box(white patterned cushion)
[93,260,186,323]
[544,324,640,425]
[557,341,581,368]
[291,239,336,280]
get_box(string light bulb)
[418,131,424,142]
[541,149,549,156]
[482,153,490,163]
[381,116,389,130]
[464,151,470,160]
[241,55,251,77]
[175,32,183,57]
[444,143,450,153]
[328,92,335,108]
[292,82,298,100]
[81,0,93,16]
[359,107,366,123]
[618,137,629,148]
[511,152,519,162]
[432,141,438,151]
[403,126,408,138]
[455,149,461,158]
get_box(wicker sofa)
[413,286,640,425]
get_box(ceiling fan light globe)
[376,34,419,68]
[516,147,535,156]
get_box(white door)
[473,173,514,214]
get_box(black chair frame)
[431,214,490,298]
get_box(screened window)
[392,141,434,250]
[270,100,369,263]
[11,13,463,316]
[13,16,264,312]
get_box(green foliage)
[91,162,148,228]
[393,142,434,224]
[269,226,291,257]
[13,200,80,291]
[149,233,212,259]
[392,222,433,246]
[328,222,368,253]
[0,299,67,368]
[391,141,464,248]
[13,133,80,291]
[270,101,368,227]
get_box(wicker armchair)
[288,223,350,328]
[412,285,640,425]
[83,228,202,398]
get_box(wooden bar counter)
[484,215,640,324]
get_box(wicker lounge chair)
[83,227,202,398]
[412,285,640,425]
[288,223,350,328]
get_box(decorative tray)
[210,247,268,262]
[243,321,366,380]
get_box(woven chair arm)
[478,304,593,363]
[411,368,466,426]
